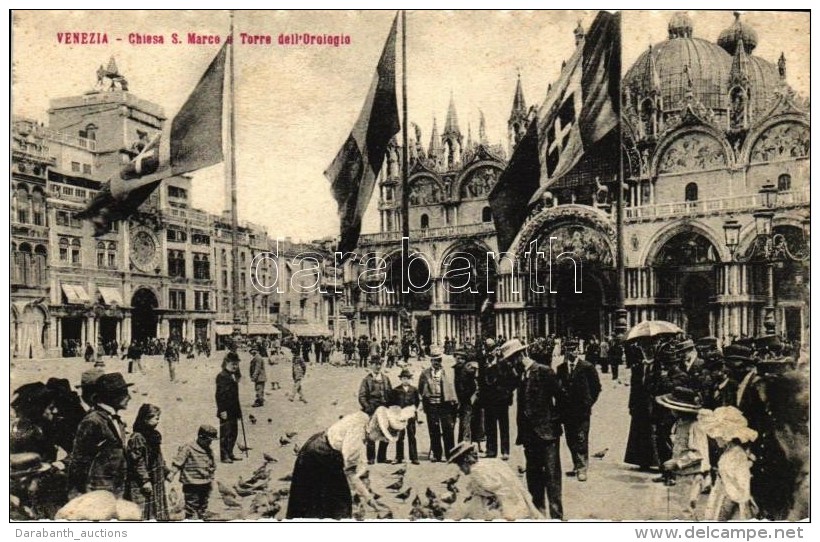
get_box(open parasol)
[625,320,683,342]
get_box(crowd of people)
[10,326,808,522]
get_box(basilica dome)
[624,12,784,121]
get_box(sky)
[11,10,809,242]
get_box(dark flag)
[79,44,228,234]
[488,119,540,253]
[325,14,400,254]
[171,42,228,175]
[77,134,165,236]
[530,10,620,203]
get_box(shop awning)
[62,284,90,304]
[246,323,281,335]
[283,322,331,337]
[98,287,124,306]
[214,324,235,335]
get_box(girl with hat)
[447,442,543,520]
[655,387,711,519]
[126,404,169,520]
[699,406,758,520]
[286,405,414,519]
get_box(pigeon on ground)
[217,481,239,499]
[293,442,301,455]
[285,431,298,438]
[517,465,526,475]
[221,493,242,508]
[248,414,257,425]
[331,400,339,406]
[263,452,276,463]
[425,487,437,501]
[392,466,407,476]
[238,443,252,452]
[441,474,460,486]
[385,478,404,491]
[395,488,413,502]
[440,492,457,504]
[592,447,609,459]
[279,436,291,446]
[278,474,292,482]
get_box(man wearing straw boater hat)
[500,338,563,519]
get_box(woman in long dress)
[126,404,169,520]
[286,405,414,519]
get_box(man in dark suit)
[389,368,420,464]
[215,352,243,463]
[69,372,133,498]
[502,338,563,519]
[358,357,393,464]
[556,339,601,482]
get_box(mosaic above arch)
[459,165,500,199]
[658,132,727,174]
[750,122,809,164]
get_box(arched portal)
[131,288,159,343]
[441,242,498,341]
[522,220,616,340]
[652,231,718,337]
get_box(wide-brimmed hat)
[698,406,758,444]
[75,368,105,390]
[198,424,218,440]
[429,346,444,360]
[95,373,134,395]
[655,341,679,364]
[755,335,784,355]
[499,339,527,361]
[656,387,702,413]
[757,357,796,376]
[447,441,478,464]
[398,368,413,379]
[224,351,240,364]
[11,383,55,415]
[46,377,72,396]
[723,344,755,368]
[10,452,52,478]
[675,339,696,354]
[374,406,415,443]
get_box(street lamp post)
[723,183,809,337]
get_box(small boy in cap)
[389,368,420,464]
[167,424,218,519]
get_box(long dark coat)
[69,408,128,497]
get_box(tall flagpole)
[400,10,411,332]
[228,11,241,343]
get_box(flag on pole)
[325,14,400,254]
[530,10,620,203]
[79,43,228,235]
[488,118,540,253]
[489,11,620,252]
[171,42,228,176]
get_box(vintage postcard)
[9,9,809,523]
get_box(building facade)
[10,61,336,359]
[345,12,810,347]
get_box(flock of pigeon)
[210,432,299,519]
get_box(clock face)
[130,229,159,272]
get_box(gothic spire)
[511,72,527,120]
[443,92,461,137]
[428,116,442,157]
[729,37,751,87]
[479,109,489,145]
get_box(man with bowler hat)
[69,372,133,498]
[215,352,243,463]
[556,338,601,481]
[502,339,563,519]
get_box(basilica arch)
[506,204,617,340]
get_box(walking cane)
[238,415,251,457]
